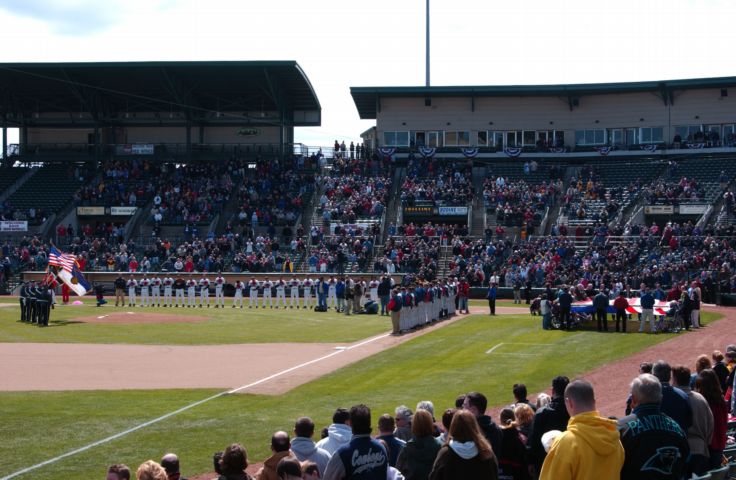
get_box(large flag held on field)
[572,297,670,316]
[48,246,90,296]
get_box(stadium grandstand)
[2,71,736,304]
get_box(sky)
[1,0,735,148]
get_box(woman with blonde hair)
[513,404,534,442]
[135,460,167,480]
[429,410,498,479]
[396,409,442,480]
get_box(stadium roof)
[350,76,736,119]
[0,61,321,126]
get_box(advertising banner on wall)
[0,221,28,232]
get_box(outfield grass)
[0,310,721,479]
[0,299,388,345]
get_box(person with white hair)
[618,373,689,480]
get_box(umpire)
[114,274,126,307]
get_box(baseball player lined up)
[233,280,244,308]
[161,277,174,308]
[327,277,337,309]
[199,275,210,307]
[127,276,138,307]
[214,274,226,308]
[248,278,259,307]
[262,278,273,308]
[139,275,150,307]
[186,277,197,307]
[274,278,287,308]
[151,276,162,307]
[289,277,301,308]
[302,278,313,309]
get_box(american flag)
[48,246,76,273]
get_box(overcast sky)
[1,0,734,148]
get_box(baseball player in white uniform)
[126,276,138,307]
[328,277,337,309]
[369,278,379,303]
[262,278,273,308]
[214,273,226,308]
[199,275,210,307]
[233,280,244,308]
[139,275,150,307]
[151,275,161,307]
[289,277,301,308]
[163,275,174,307]
[302,277,313,309]
[186,276,197,307]
[275,278,287,308]
[248,278,259,308]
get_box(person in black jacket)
[377,275,392,316]
[593,289,610,332]
[463,391,503,466]
[528,375,570,473]
[618,373,689,480]
[557,288,573,330]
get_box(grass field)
[0,307,721,480]
[0,299,388,345]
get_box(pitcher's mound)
[77,312,208,324]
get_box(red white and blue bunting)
[378,147,396,158]
[419,146,436,158]
[595,146,613,156]
[549,147,566,154]
[503,147,522,158]
[640,144,658,152]
[687,143,705,149]
[461,147,479,158]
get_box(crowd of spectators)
[305,234,375,274]
[643,177,706,204]
[374,235,440,281]
[401,160,472,207]
[484,176,558,227]
[317,173,390,224]
[101,347,736,480]
[235,162,314,229]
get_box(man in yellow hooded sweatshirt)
[540,379,624,480]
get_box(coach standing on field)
[114,274,126,307]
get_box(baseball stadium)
[1,60,736,480]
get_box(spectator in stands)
[316,408,352,455]
[257,431,295,480]
[462,392,503,463]
[219,443,253,480]
[429,410,499,479]
[322,404,388,480]
[618,373,689,480]
[160,454,185,480]
[107,464,131,480]
[377,413,406,468]
[390,405,413,442]
[529,375,570,472]
[291,417,331,477]
[695,369,729,469]
[512,384,535,412]
[276,457,302,480]
[671,365,713,476]
[652,360,693,433]
[136,460,168,480]
[540,380,624,480]
[497,407,530,480]
[396,409,442,480]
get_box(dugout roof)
[351,76,736,119]
[0,61,321,126]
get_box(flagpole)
[426,0,430,87]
